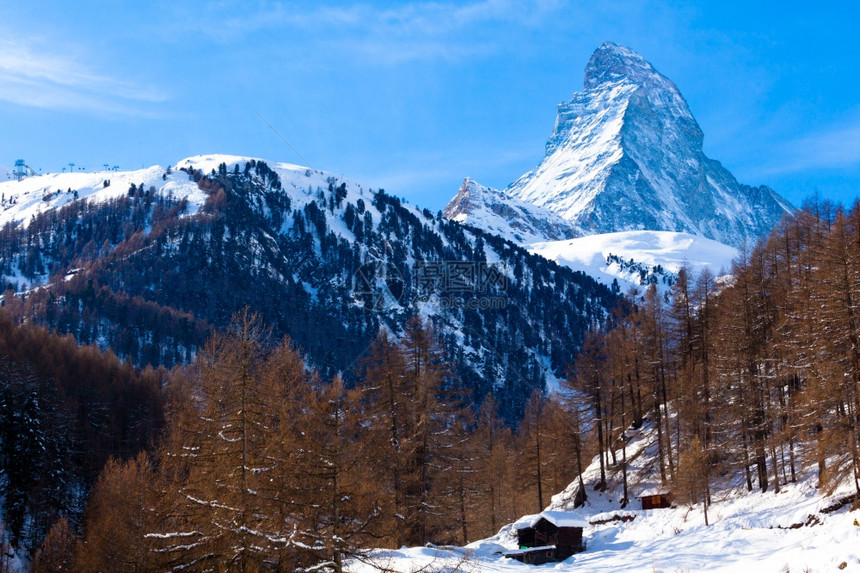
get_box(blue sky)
[1,1,859,212]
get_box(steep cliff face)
[447,42,793,247]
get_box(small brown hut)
[505,511,588,565]
[639,489,673,510]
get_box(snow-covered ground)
[529,230,738,292]
[348,419,860,572]
[350,493,859,572]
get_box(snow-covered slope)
[1,163,203,228]
[529,230,738,292]
[0,152,403,302]
[0,154,379,231]
[445,42,793,248]
[348,418,860,573]
[443,177,578,244]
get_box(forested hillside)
[1,158,616,423]
[572,198,860,517]
[0,157,615,567]
[0,312,163,558]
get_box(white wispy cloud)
[185,0,565,63]
[762,119,860,175]
[223,0,554,33]
[0,35,168,115]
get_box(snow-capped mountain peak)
[584,41,679,93]
[582,41,703,153]
[446,42,793,248]
[584,41,649,87]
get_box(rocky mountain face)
[443,177,578,244]
[446,42,793,247]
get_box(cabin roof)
[638,488,672,498]
[513,510,589,530]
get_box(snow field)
[529,230,738,292]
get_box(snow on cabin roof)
[513,514,542,529]
[638,487,672,498]
[513,510,589,530]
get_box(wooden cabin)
[505,511,588,564]
[639,490,673,510]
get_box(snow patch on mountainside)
[528,230,737,292]
[175,154,388,231]
[508,78,633,222]
[1,153,415,296]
